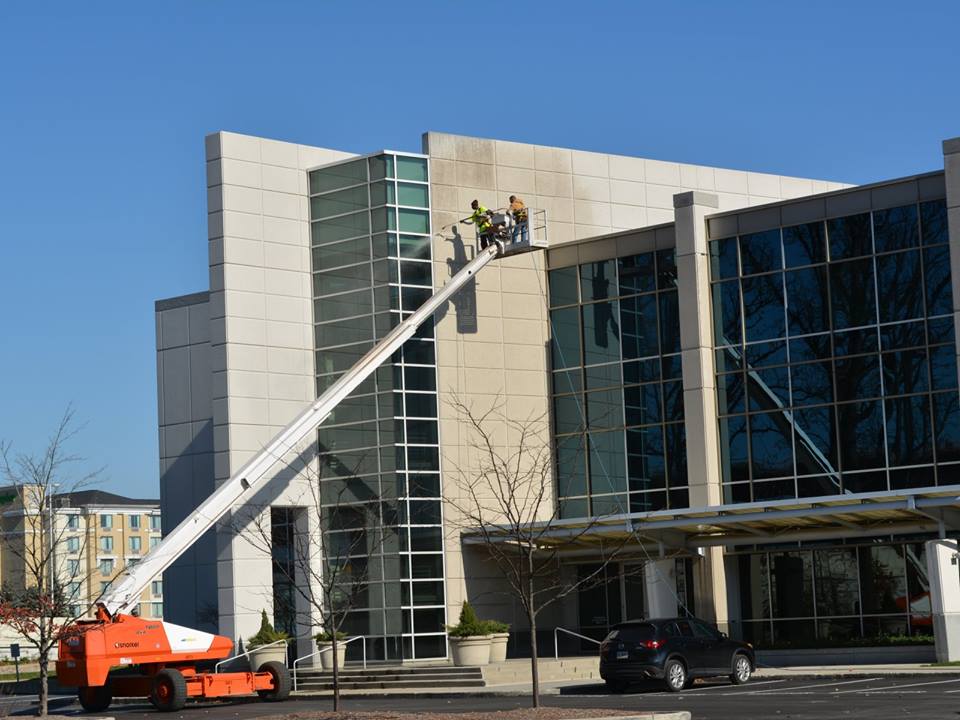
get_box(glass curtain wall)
[711,199,959,503]
[736,540,931,648]
[308,153,446,660]
[549,249,688,519]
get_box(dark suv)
[599,617,754,692]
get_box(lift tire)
[256,661,291,701]
[150,668,188,712]
[78,684,113,712]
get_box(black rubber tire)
[150,668,188,712]
[256,660,291,701]
[604,678,629,693]
[663,658,687,693]
[730,652,752,685]
[78,684,113,712]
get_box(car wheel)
[664,658,687,693]
[150,668,188,712]
[730,653,752,685]
[605,679,629,693]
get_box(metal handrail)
[214,638,288,673]
[553,627,602,659]
[292,635,366,691]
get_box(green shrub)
[483,619,510,634]
[447,601,487,638]
[247,610,289,649]
[315,630,348,643]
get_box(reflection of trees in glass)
[814,548,859,616]
[741,272,785,342]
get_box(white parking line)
[834,677,960,694]
[738,677,881,695]
[687,679,785,692]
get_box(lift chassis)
[56,221,547,711]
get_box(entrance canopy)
[461,487,960,554]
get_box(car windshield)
[605,623,656,643]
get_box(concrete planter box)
[488,633,509,663]
[450,636,491,666]
[248,644,287,671]
[757,644,936,666]
[316,641,347,670]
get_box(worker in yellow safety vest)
[465,199,496,249]
[509,195,528,245]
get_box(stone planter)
[450,635,492,666]
[317,641,347,670]
[248,644,287,671]
[488,632,509,663]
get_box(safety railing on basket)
[292,635,366,691]
[553,626,602,658]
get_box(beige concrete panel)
[496,166,536,196]
[577,237,618,264]
[297,145,355,170]
[228,424,274,452]
[714,193,750,212]
[502,318,546,345]
[533,194,574,223]
[608,154,645,182]
[219,132,260,162]
[430,184,459,213]
[645,183,678,210]
[647,208,675,225]
[265,319,310,349]
[681,346,715,392]
[460,342,507,369]
[495,139,535,168]
[502,343,548,372]
[574,224,610,241]
[219,158,261,189]
[571,149,609,177]
[267,347,311,375]
[696,166,716,191]
[222,211,263,240]
[261,190,300,220]
[573,175,611,202]
[779,176,815,199]
[223,264,265,294]
[714,168,749,195]
[226,370,269,399]
[224,344,267,372]
[266,294,311,324]
[264,241,305,272]
[424,132,456,160]
[268,399,310,426]
[501,292,548,320]
[222,184,262,214]
[573,199,612,226]
[261,164,299,194]
[499,267,546,295]
[453,135,495,164]
[268,373,313,401]
[431,158,456,186]
[610,179,645,205]
[227,397,269,425]
[505,369,548,397]
[221,237,264,267]
[456,187,499,213]
[612,204,648,229]
[548,220,575,245]
[225,316,267,346]
[534,145,572,173]
[679,164,699,189]
[747,172,781,198]
[259,138,299,168]
[264,267,309,297]
[535,171,573,198]
[645,159,681,187]
[505,394,549,423]
[456,161,496,190]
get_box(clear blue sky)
[1,1,958,498]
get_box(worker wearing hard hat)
[509,195,528,245]
[465,199,495,249]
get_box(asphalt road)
[48,675,960,720]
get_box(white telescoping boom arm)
[102,243,502,616]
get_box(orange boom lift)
[57,222,547,712]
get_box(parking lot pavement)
[49,674,960,720]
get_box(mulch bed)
[257,711,628,720]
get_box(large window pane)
[793,406,839,477]
[930,344,958,391]
[746,366,789,413]
[398,234,430,260]
[310,159,366,194]
[396,156,428,182]
[741,273,785,342]
[874,205,919,252]
[314,263,372,297]
[828,213,872,260]
[554,394,585,434]
[858,545,907,614]
[659,292,680,354]
[830,258,876,329]
[556,435,587,496]
[581,260,616,301]
[876,250,923,323]
[718,372,746,415]
[398,208,430,234]
[750,411,794,479]
[313,237,371,271]
[920,199,948,245]
[886,395,933,466]
[586,389,623,428]
[665,424,688,489]
[783,221,827,268]
[549,267,578,307]
[814,548,859,617]
[882,348,929,396]
[834,354,881,402]
[719,415,749,482]
[785,266,830,336]
[397,182,429,208]
[712,279,741,345]
[709,238,739,280]
[311,185,369,219]
[624,384,661,426]
[314,289,372,323]
[626,426,665,492]
[739,229,782,275]
[312,211,370,245]
[316,316,373,347]
[838,400,885,471]
[924,244,953,317]
[619,253,657,294]
[588,430,627,495]
[657,249,677,290]
[770,552,813,618]
[550,308,581,369]
[934,391,960,462]
[620,294,658,360]
[583,301,621,365]
[791,361,833,407]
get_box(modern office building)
[156,130,960,662]
[0,488,163,619]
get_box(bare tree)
[233,443,386,713]
[0,408,100,716]
[445,396,631,708]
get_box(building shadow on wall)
[434,227,478,335]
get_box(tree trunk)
[331,633,340,712]
[528,608,540,709]
[38,650,48,717]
